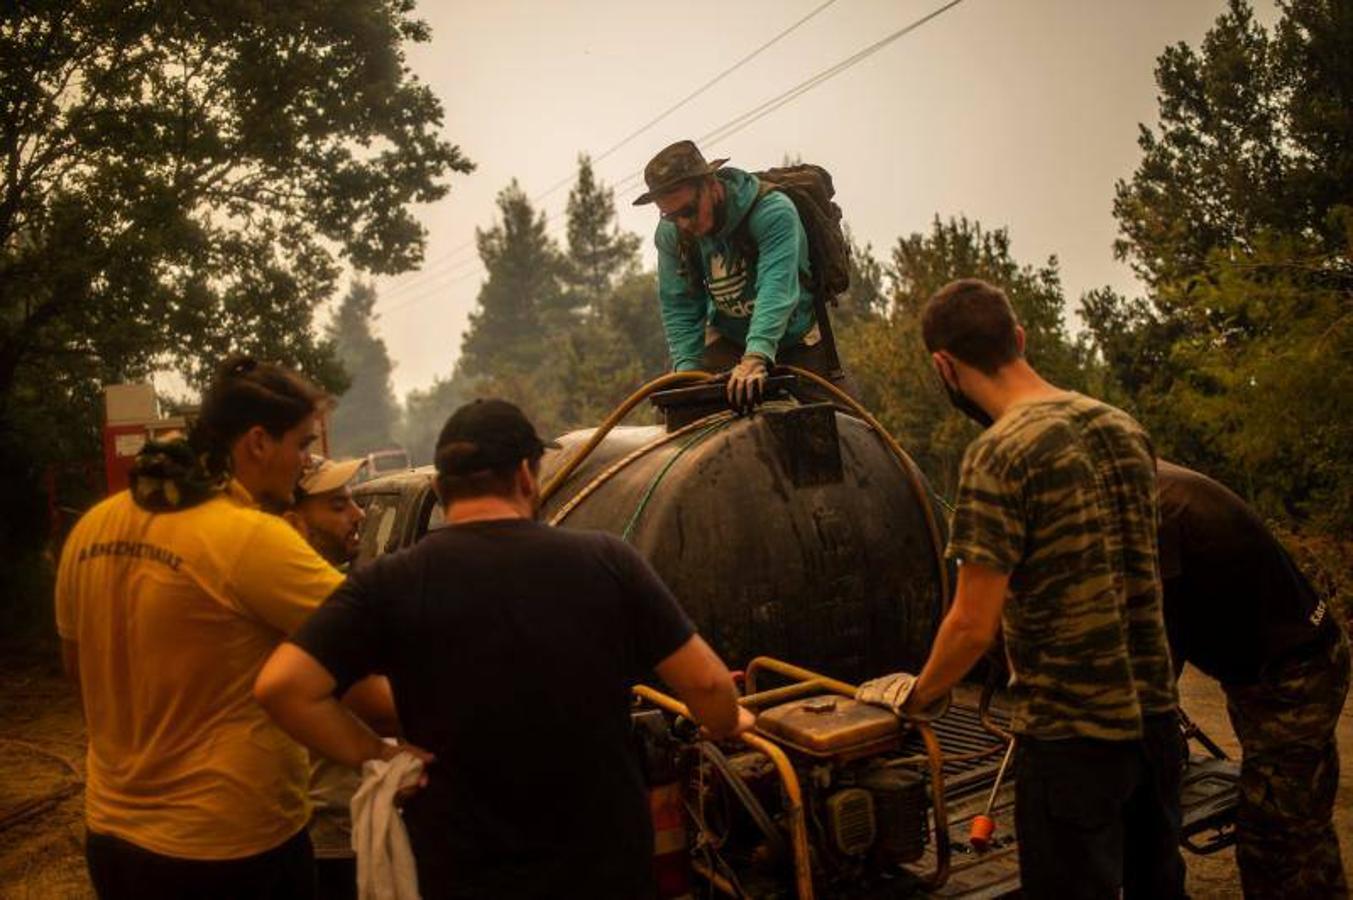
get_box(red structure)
[102,384,187,495]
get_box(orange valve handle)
[969,814,996,849]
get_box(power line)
[377,0,841,307]
[697,0,966,148]
[530,0,843,204]
[383,0,968,318]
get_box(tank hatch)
[649,376,798,430]
[756,696,902,760]
[763,402,843,487]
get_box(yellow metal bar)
[633,684,815,900]
[738,679,826,708]
[744,656,858,698]
[915,722,952,890]
[739,730,814,900]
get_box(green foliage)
[1157,232,1351,529]
[562,155,641,313]
[844,216,1093,496]
[458,181,563,378]
[0,1,469,625]
[452,160,655,438]
[1112,0,1353,290]
[326,281,400,456]
[1,1,471,400]
[1092,0,1353,534]
[835,229,886,326]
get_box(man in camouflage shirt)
[902,279,1186,899]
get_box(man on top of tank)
[636,139,842,411]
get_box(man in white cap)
[282,452,394,885]
[285,454,366,569]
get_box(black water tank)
[539,397,947,682]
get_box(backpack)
[676,163,850,374]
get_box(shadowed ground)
[0,657,1348,898]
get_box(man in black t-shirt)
[1157,461,1348,900]
[256,399,753,900]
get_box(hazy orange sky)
[368,0,1278,397]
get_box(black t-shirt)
[292,518,695,900]
[1156,461,1331,685]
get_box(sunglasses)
[660,185,703,223]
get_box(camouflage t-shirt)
[947,392,1177,741]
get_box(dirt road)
[1,658,1349,898]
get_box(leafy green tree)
[0,1,470,625]
[844,216,1091,496]
[326,281,399,457]
[1093,0,1353,532]
[835,229,886,326]
[1113,0,1352,291]
[596,271,669,379]
[1161,231,1353,530]
[1,2,470,403]
[459,181,563,378]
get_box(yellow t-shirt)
[54,481,343,860]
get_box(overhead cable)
[384,0,968,317]
[379,0,842,306]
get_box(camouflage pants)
[1225,626,1350,900]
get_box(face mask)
[938,359,994,428]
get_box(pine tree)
[326,281,400,457]
[399,372,476,467]
[563,155,642,312]
[458,181,564,378]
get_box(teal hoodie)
[655,167,816,370]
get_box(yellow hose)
[539,371,713,505]
[547,411,734,527]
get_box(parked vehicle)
[353,447,410,483]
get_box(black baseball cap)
[434,399,560,476]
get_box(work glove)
[726,353,769,413]
[856,672,950,721]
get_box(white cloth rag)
[350,751,424,900]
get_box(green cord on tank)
[621,418,731,542]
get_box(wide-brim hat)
[633,140,729,206]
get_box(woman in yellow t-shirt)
[55,356,346,899]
